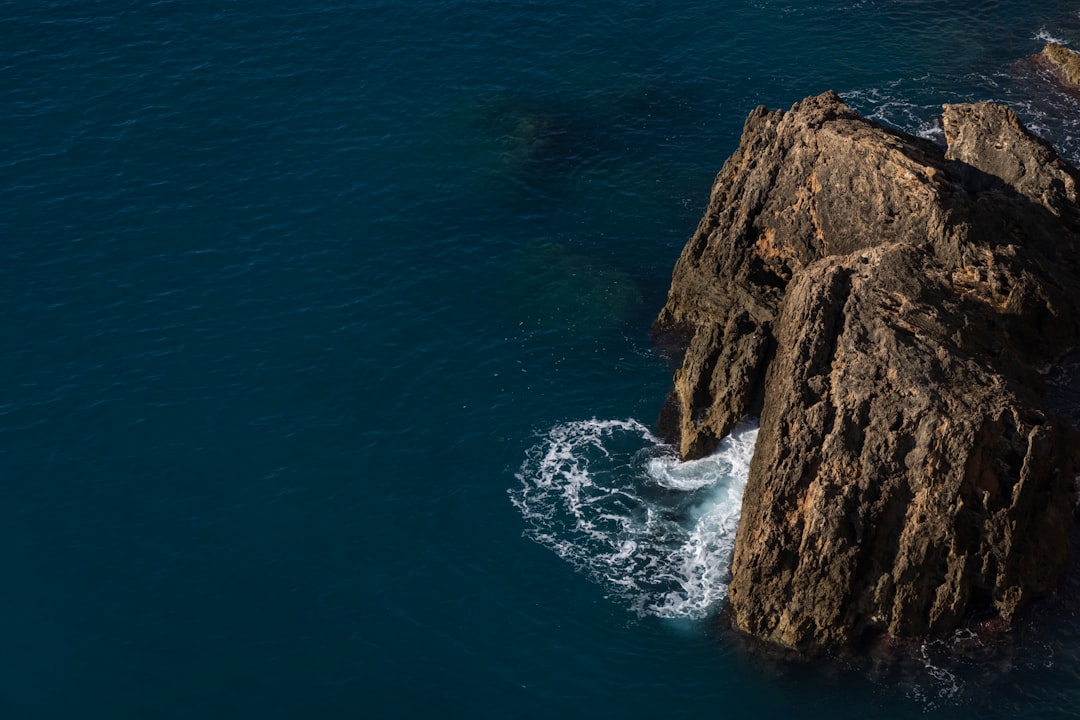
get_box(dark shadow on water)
[467,77,721,202]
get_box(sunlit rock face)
[1038,43,1080,93]
[652,91,1080,651]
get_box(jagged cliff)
[652,91,1080,650]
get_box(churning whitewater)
[510,419,758,619]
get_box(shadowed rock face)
[652,91,1080,650]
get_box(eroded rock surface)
[1037,43,1080,93]
[652,91,1080,650]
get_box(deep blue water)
[6,1,1080,717]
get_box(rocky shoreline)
[653,91,1080,652]
[1037,42,1080,93]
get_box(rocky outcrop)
[1037,43,1080,92]
[652,91,1080,650]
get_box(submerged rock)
[1037,43,1080,93]
[652,91,1080,651]
[507,241,643,332]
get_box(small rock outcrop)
[652,92,1080,650]
[1037,43,1080,92]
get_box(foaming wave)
[1035,28,1070,46]
[842,82,947,144]
[843,72,1080,168]
[510,418,758,619]
[905,637,964,710]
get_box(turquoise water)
[6,1,1080,717]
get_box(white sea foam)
[903,636,966,710]
[844,75,1080,169]
[841,84,946,145]
[1035,28,1070,46]
[510,417,758,619]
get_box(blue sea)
[6,1,1080,717]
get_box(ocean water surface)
[6,1,1080,717]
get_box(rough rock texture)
[652,91,1080,650]
[1038,43,1080,92]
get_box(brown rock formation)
[1037,43,1080,92]
[652,91,1080,650]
